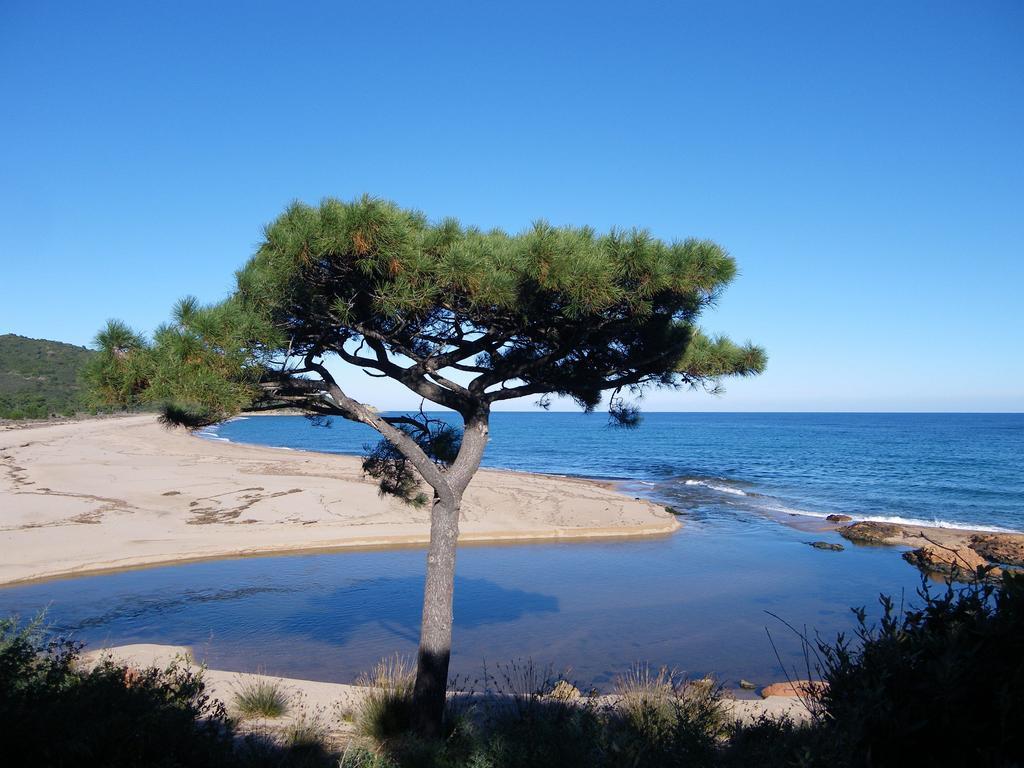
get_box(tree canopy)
[91,195,764,440]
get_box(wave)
[768,505,1021,534]
[196,428,231,443]
[682,479,748,497]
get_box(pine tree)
[87,196,766,736]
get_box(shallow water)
[1,412,1018,689]
[0,514,924,689]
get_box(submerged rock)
[902,544,1001,582]
[826,514,853,522]
[969,534,1024,567]
[807,541,844,551]
[839,521,902,545]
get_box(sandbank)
[0,415,678,586]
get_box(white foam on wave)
[682,479,748,497]
[858,515,1019,534]
[769,505,1021,534]
[196,428,231,443]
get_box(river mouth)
[0,510,925,692]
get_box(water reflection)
[286,576,559,645]
[63,585,298,632]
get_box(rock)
[550,680,581,700]
[826,514,852,522]
[902,544,1001,582]
[969,534,1024,567]
[807,541,844,551]
[738,679,757,690]
[690,677,716,692]
[761,680,826,698]
[838,521,902,545]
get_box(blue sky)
[1,1,1021,412]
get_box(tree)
[87,196,766,736]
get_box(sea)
[2,412,1020,690]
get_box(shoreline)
[0,525,682,589]
[0,415,679,587]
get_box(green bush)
[0,617,337,768]
[723,574,1024,767]
[0,616,235,767]
[812,574,1024,765]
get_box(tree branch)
[305,356,455,502]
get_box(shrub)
[0,616,235,767]
[357,659,728,768]
[469,697,604,768]
[604,664,725,768]
[234,677,291,719]
[721,714,834,768]
[236,729,336,768]
[811,573,1024,765]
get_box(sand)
[0,415,679,586]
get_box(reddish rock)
[838,521,902,545]
[761,680,826,698]
[902,544,1000,582]
[826,514,853,522]
[969,534,1024,567]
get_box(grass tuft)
[234,676,291,719]
[355,655,416,741]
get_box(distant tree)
[87,196,765,736]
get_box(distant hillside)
[0,334,96,419]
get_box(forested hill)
[0,334,95,419]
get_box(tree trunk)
[410,408,489,738]
[410,491,461,737]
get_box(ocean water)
[1,412,1020,690]
[209,412,1024,532]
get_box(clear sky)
[1,1,1021,412]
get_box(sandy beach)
[0,415,679,586]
